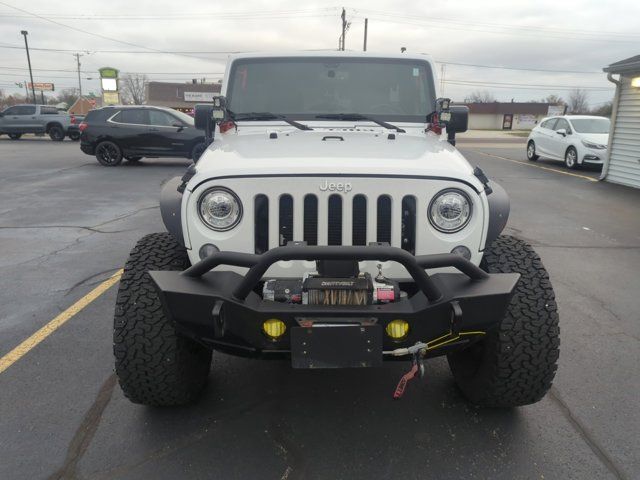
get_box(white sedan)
[526,115,610,169]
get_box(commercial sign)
[98,67,119,79]
[547,105,566,116]
[184,91,216,102]
[28,82,54,91]
[102,91,120,105]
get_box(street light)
[14,81,28,98]
[20,30,36,104]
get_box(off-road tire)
[114,233,212,406]
[48,124,65,141]
[68,131,81,141]
[526,140,539,161]
[447,235,559,407]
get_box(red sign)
[28,82,54,91]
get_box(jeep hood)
[190,128,482,191]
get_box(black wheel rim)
[97,144,120,165]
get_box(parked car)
[526,115,610,169]
[79,105,207,166]
[67,114,84,141]
[0,104,74,141]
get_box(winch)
[262,260,400,306]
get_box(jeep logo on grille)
[319,180,352,193]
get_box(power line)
[352,8,640,40]
[446,79,610,89]
[433,60,602,75]
[0,65,226,75]
[0,7,339,20]
[351,12,640,44]
[0,44,241,55]
[444,81,612,92]
[0,1,217,60]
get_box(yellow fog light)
[386,319,409,340]
[263,318,287,339]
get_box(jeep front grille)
[253,193,416,254]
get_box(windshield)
[226,57,436,122]
[570,118,610,134]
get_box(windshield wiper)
[228,111,313,131]
[315,113,406,133]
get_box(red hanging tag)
[393,363,419,399]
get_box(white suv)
[526,115,610,169]
[112,52,560,409]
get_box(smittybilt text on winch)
[113,52,559,407]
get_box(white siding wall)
[468,113,546,130]
[468,114,501,130]
[607,74,640,188]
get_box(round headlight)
[198,187,242,231]
[428,189,472,233]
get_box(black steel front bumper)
[150,245,520,363]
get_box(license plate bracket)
[290,323,382,369]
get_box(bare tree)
[591,100,613,117]
[54,88,80,108]
[568,88,589,114]
[542,94,566,105]
[120,74,148,105]
[464,90,496,103]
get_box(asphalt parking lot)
[0,135,638,480]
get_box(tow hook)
[388,301,464,399]
[388,343,427,399]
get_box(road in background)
[0,137,638,479]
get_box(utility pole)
[21,30,36,104]
[363,18,368,51]
[440,63,446,96]
[74,53,83,97]
[340,8,347,51]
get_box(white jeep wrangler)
[113,52,559,407]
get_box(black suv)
[79,105,207,166]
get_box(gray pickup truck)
[0,104,78,141]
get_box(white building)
[601,55,640,189]
[463,102,564,131]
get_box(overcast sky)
[1,0,638,107]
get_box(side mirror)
[194,96,227,144]
[556,128,567,136]
[172,122,184,131]
[440,105,468,147]
[447,105,469,133]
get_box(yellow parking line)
[0,269,123,375]
[475,151,598,182]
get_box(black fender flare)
[46,122,64,133]
[160,176,185,247]
[484,180,510,248]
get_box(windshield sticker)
[412,67,420,77]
